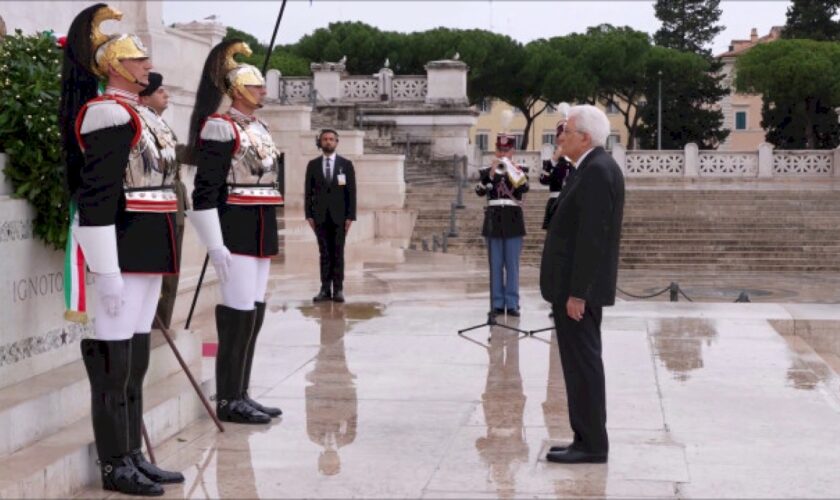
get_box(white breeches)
[220,254,271,311]
[93,274,163,341]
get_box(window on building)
[735,111,747,130]
[513,132,525,150]
[605,102,620,114]
[542,131,556,146]
[478,98,492,113]
[606,133,621,150]
[476,132,490,151]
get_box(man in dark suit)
[305,129,357,303]
[540,104,625,464]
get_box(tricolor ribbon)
[63,201,88,323]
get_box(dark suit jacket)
[540,147,624,307]
[304,155,357,224]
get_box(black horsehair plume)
[59,3,105,198]
[187,39,244,164]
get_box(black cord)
[617,285,671,300]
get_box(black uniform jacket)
[475,166,529,239]
[191,117,278,258]
[76,98,178,274]
[539,157,572,230]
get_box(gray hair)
[567,104,611,148]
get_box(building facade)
[717,27,783,151]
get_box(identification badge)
[337,174,346,186]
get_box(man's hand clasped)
[209,246,232,284]
[566,296,586,322]
[97,272,124,317]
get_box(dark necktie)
[325,158,332,182]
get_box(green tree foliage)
[653,0,724,58]
[224,26,310,76]
[646,0,728,149]
[0,31,67,249]
[736,39,840,148]
[782,0,840,41]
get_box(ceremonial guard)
[59,3,183,495]
[539,130,572,230]
[187,39,284,424]
[475,120,529,317]
[136,72,188,329]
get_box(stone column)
[266,69,282,101]
[684,142,699,178]
[758,142,774,179]
[424,60,469,106]
[833,147,840,178]
[375,66,394,102]
[611,143,626,176]
[311,61,345,104]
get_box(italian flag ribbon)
[63,200,88,323]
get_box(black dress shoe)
[546,448,607,464]
[100,455,164,496]
[491,308,505,316]
[217,399,271,424]
[130,449,184,484]
[549,443,572,453]
[313,289,332,302]
[244,393,282,418]
[507,308,520,317]
[332,289,345,303]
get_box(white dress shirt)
[322,153,337,181]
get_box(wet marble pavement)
[76,251,840,499]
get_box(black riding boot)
[215,305,270,424]
[241,302,282,417]
[126,334,185,484]
[81,339,163,496]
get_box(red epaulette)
[203,113,241,154]
[73,95,142,151]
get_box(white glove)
[209,246,232,284]
[188,209,232,283]
[96,272,124,317]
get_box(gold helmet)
[221,42,265,106]
[90,5,148,83]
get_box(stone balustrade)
[268,60,466,106]
[611,143,840,179]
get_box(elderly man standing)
[540,105,624,464]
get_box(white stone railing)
[773,150,833,176]
[610,143,840,179]
[279,77,313,104]
[269,66,431,105]
[342,77,380,101]
[625,150,685,177]
[392,76,428,101]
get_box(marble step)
[0,329,200,459]
[0,361,211,499]
[0,330,210,499]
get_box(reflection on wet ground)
[76,250,840,499]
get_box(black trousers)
[552,301,608,454]
[315,217,346,290]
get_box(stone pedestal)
[684,143,699,178]
[311,62,346,104]
[758,142,774,178]
[425,60,469,107]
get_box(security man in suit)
[540,104,625,464]
[305,129,357,303]
[475,133,529,317]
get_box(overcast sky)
[163,1,793,57]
